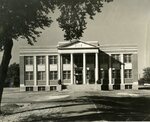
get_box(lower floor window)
[49,71,58,80]
[25,72,33,80]
[26,87,33,91]
[37,71,46,80]
[63,71,71,80]
[124,69,132,78]
[38,86,45,91]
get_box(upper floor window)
[37,71,46,81]
[124,69,132,78]
[25,56,33,65]
[25,71,33,80]
[49,71,58,80]
[37,56,45,65]
[49,56,57,64]
[63,55,70,64]
[112,54,120,61]
[124,54,132,63]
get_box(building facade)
[20,40,138,91]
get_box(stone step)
[67,84,101,91]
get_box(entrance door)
[74,54,83,84]
[112,69,121,89]
[87,70,95,84]
[75,68,83,84]
[112,69,121,84]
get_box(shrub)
[138,78,146,85]
[143,67,150,83]
[138,67,150,85]
[58,79,62,85]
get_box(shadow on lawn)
[14,95,150,121]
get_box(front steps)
[67,84,101,92]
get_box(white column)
[60,55,63,81]
[108,54,113,90]
[83,53,86,84]
[109,54,112,85]
[121,54,124,85]
[46,55,49,86]
[58,54,61,80]
[34,56,37,86]
[71,53,74,84]
[95,53,98,84]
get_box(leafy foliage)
[0,0,112,49]
[56,0,112,40]
[0,0,55,48]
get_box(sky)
[1,0,150,75]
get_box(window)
[124,69,132,78]
[49,56,57,64]
[125,85,132,89]
[63,71,71,79]
[124,54,132,63]
[112,54,120,61]
[25,72,33,80]
[26,87,33,91]
[25,56,33,65]
[37,71,46,80]
[63,55,70,64]
[37,56,45,65]
[49,71,58,80]
[38,86,45,91]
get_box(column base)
[33,86,38,91]
[120,84,125,90]
[57,85,62,91]
[108,84,113,90]
[20,86,26,91]
[94,84,101,91]
[132,82,138,90]
[46,86,50,91]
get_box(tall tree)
[0,0,55,112]
[0,0,112,113]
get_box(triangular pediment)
[58,40,99,49]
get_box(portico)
[58,40,99,85]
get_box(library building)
[19,40,138,91]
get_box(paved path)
[58,91,100,122]
[58,90,150,121]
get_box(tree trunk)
[0,39,13,113]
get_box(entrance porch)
[60,53,99,85]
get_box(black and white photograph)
[0,0,150,121]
